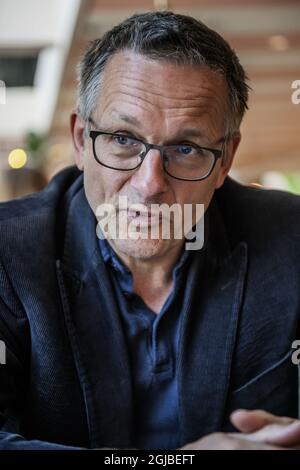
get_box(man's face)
[72,51,240,260]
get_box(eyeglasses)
[88,117,226,182]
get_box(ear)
[215,131,241,189]
[70,110,86,171]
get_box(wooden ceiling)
[50,0,300,182]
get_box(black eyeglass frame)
[88,117,227,182]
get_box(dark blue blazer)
[0,166,299,449]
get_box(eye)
[176,144,195,155]
[114,135,134,146]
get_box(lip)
[126,210,162,225]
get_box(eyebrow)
[113,115,205,137]
[111,115,207,139]
[112,112,142,128]
[98,112,224,144]
[175,128,205,139]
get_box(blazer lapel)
[56,185,133,448]
[178,198,248,446]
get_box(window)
[0,52,39,87]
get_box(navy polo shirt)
[99,237,192,450]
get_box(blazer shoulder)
[0,165,82,223]
[216,177,300,245]
[220,176,300,217]
[0,166,83,261]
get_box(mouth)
[126,209,162,226]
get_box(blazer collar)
[56,183,133,448]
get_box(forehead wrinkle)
[100,84,222,113]
[103,68,221,102]
[104,61,222,93]
[100,97,154,118]
[112,80,219,105]
[99,69,225,139]
[103,88,164,110]
[101,89,219,115]
[99,99,221,139]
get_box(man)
[0,11,300,450]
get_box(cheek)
[83,167,104,214]
[83,154,130,212]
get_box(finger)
[182,433,286,450]
[231,421,300,447]
[226,434,286,450]
[230,409,294,433]
[267,421,300,447]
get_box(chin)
[112,237,172,260]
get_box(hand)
[180,409,300,450]
[230,409,300,448]
[180,432,284,450]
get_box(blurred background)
[0,0,299,201]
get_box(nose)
[130,148,169,198]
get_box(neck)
[117,241,184,280]
[109,240,185,313]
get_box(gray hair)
[77,11,250,137]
